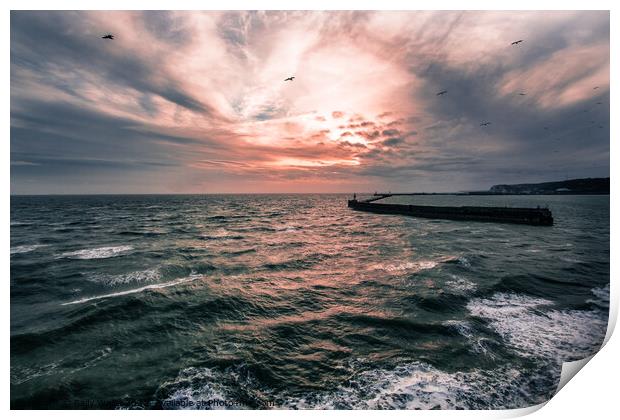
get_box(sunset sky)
[10,10,609,194]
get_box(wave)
[117,230,164,237]
[466,292,607,363]
[199,228,244,240]
[222,248,256,256]
[61,274,202,305]
[280,362,552,409]
[10,244,47,255]
[85,268,161,286]
[445,275,476,294]
[262,253,329,271]
[156,367,250,410]
[371,255,461,273]
[58,245,134,260]
[11,362,60,386]
[442,320,495,357]
[156,361,554,410]
[588,284,610,309]
[274,224,300,232]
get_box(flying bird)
[518,92,527,95]
[102,34,114,40]
[284,76,295,82]
[480,122,491,126]
[511,40,523,45]
[593,86,599,89]
[436,90,448,96]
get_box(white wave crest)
[164,361,553,410]
[10,244,47,254]
[300,362,538,409]
[86,268,161,286]
[588,284,610,309]
[467,292,607,363]
[445,275,476,294]
[373,255,458,273]
[59,245,134,260]
[158,367,249,410]
[62,274,202,305]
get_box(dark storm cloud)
[11,11,211,113]
[10,98,209,179]
[416,62,609,161]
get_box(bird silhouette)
[102,34,114,40]
[480,122,491,126]
[518,92,527,95]
[284,76,295,82]
[436,90,447,96]
[511,40,523,45]
[593,86,599,89]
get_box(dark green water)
[10,194,609,409]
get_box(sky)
[10,10,610,194]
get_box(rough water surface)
[10,194,609,409]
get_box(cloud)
[10,10,609,193]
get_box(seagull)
[436,90,448,96]
[593,86,599,89]
[284,76,295,82]
[102,34,114,40]
[480,122,491,126]
[511,40,524,45]
[518,92,527,95]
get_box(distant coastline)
[484,177,609,195]
[369,177,610,196]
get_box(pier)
[348,193,554,226]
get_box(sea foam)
[466,292,607,363]
[58,245,134,260]
[86,268,161,286]
[160,361,553,410]
[10,244,47,255]
[372,255,459,273]
[62,274,202,305]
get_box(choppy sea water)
[10,194,609,409]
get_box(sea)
[10,194,610,409]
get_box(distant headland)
[485,177,609,195]
[369,177,610,197]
